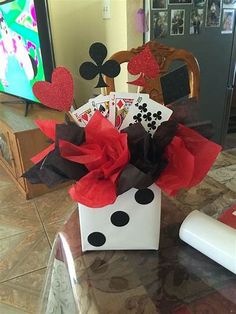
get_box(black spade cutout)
[111,211,130,227]
[88,232,106,247]
[79,42,121,88]
[135,188,154,205]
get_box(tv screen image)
[0,0,54,103]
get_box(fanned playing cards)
[70,92,173,134]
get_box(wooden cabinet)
[0,94,66,199]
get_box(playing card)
[89,94,110,121]
[120,95,173,135]
[109,92,145,129]
[70,102,95,127]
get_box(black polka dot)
[135,188,154,205]
[88,232,106,247]
[111,211,130,227]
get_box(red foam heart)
[33,67,74,112]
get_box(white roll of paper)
[179,210,236,274]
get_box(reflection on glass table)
[39,149,236,314]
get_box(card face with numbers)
[70,102,95,127]
[109,92,140,129]
[89,95,110,120]
[71,95,110,127]
[120,94,173,135]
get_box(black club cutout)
[111,211,130,227]
[79,42,121,88]
[153,111,162,120]
[135,188,155,205]
[88,232,106,247]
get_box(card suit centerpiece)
[23,44,221,252]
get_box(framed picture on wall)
[169,0,192,4]
[170,9,185,35]
[152,11,168,38]
[206,0,222,26]
[221,9,235,33]
[193,0,206,7]
[190,8,204,34]
[223,0,236,8]
[152,0,168,9]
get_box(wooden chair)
[104,41,200,104]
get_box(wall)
[127,0,143,92]
[47,0,143,105]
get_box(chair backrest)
[104,41,200,104]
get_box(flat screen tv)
[0,0,54,103]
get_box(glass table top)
[39,149,236,314]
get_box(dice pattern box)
[78,184,161,251]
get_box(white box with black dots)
[78,184,161,251]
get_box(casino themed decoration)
[33,67,74,112]
[127,45,160,88]
[79,42,121,88]
[23,44,221,251]
[79,183,161,251]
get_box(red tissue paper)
[218,204,236,229]
[127,46,160,87]
[59,111,130,208]
[31,119,57,164]
[155,124,222,196]
[33,67,74,112]
[25,114,221,208]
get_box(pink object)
[136,9,147,33]
[30,4,37,26]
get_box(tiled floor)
[0,165,76,313]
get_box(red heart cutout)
[33,67,74,112]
